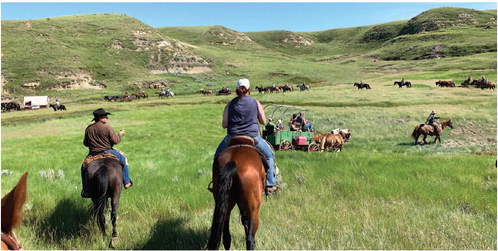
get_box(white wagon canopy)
[23,96,49,109]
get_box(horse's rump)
[209,145,266,249]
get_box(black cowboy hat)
[92,108,112,121]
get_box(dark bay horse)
[49,104,67,111]
[84,158,123,248]
[2,172,28,250]
[207,138,267,250]
[353,82,371,89]
[412,119,453,144]
[393,81,411,88]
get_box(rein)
[1,231,22,250]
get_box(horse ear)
[1,172,28,232]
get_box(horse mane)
[1,173,28,233]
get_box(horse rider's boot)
[81,167,90,198]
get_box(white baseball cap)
[237,78,250,89]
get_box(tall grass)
[1,79,495,249]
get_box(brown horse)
[2,172,28,250]
[207,137,267,250]
[412,119,453,144]
[84,158,123,248]
[320,130,351,152]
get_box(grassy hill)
[1,7,496,101]
[1,13,210,96]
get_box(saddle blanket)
[82,152,118,168]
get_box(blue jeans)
[89,149,131,185]
[214,134,276,186]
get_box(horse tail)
[411,125,419,139]
[92,166,109,233]
[207,161,238,250]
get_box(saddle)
[82,152,118,168]
[228,136,255,146]
[208,136,271,192]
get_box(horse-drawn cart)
[261,104,320,151]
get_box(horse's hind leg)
[242,208,260,250]
[222,201,235,250]
[108,193,121,248]
[110,194,120,238]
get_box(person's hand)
[118,130,126,136]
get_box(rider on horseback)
[81,108,133,198]
[213,78,279,195]
[425,110,440,137]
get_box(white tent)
[23,96,49,109]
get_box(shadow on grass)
[397,142,418,146]
[140,217,208,250]
[36,198,92,245]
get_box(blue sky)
[1,2,496,32]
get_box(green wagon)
[261,104,321,151]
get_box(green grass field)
[1,79,496,249]
[1,7,496,250]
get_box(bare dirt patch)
[50,71,104,90]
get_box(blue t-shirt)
[227,96,260,138]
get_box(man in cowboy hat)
[425,110,440,137]
[81,108,133,198]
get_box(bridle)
[1,231,22,250]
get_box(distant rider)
[425,110,440,136]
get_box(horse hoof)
[109,237,118,249]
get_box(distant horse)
[435,80,456,87]
[156,91,174,98]
[411,119,453,144]
[474,80,495,90]
[280,85,293,92]
[479,82,495,90]
[84,157,123,248]
[49,104,67,111]
[393,81,411,88]
[353,82,371,89]
[207,137,267,250]
[296,84,310,91]
[312,131,326,144]
[2,172,28,250]
[217,88,231,95]
[255,86,268,94]
[320,129,351,152]
[1,102,21,112]
[104,96,119,102]
[131,92,148,99]
[200,89,214,95]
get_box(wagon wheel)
[307,142,321,152]
[279,140,294,151]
